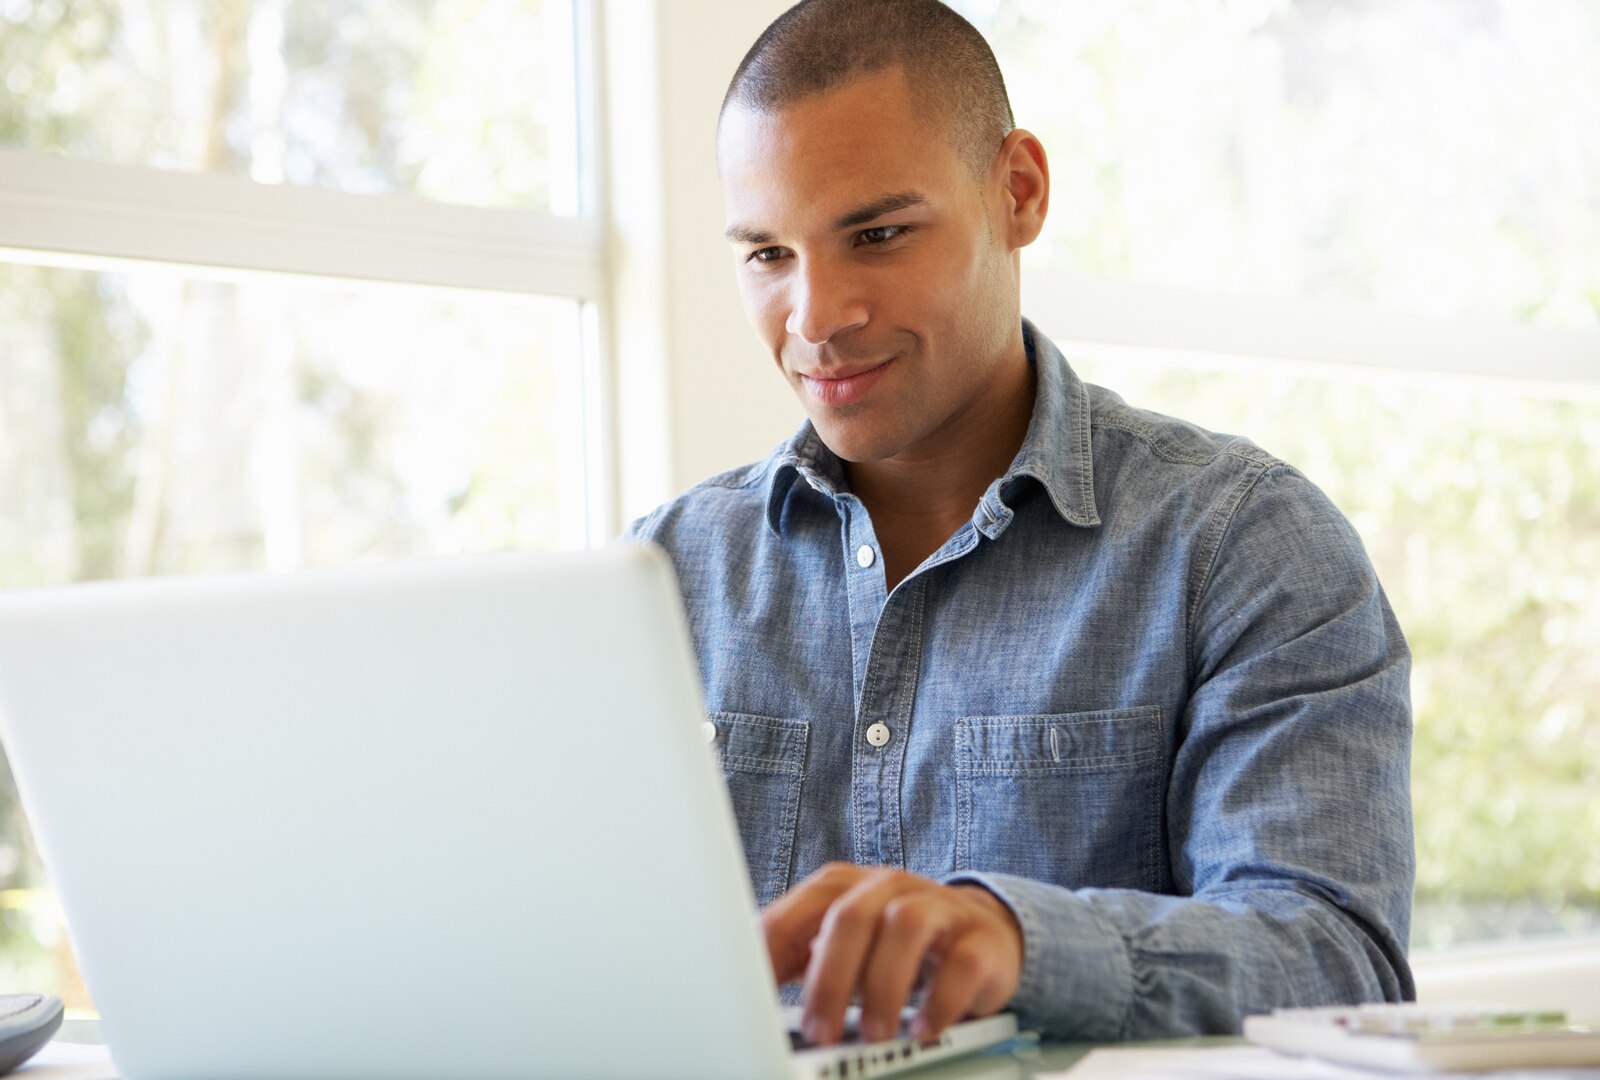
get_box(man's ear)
[993,129,1049,250]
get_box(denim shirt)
[625,321,1415,1041]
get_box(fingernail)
[803,1017,826,1045]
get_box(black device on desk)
[0,994,64,1075]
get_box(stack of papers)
[1059,1044,1600,1079]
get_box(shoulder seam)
[1093,414,1279,470]
[1183,459,1286,677]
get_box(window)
[0,262,589,585]
[0,0,602,1009]
[956,0,1600,948]
[1,0,581,211]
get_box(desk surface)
[52,1018,1233,1078]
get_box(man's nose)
[785,259,867,345]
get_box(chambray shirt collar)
[763,319,1101,536]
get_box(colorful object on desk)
[1244,1002,1600,1073]
[0,994,65,1075]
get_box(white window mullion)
[0,149,604,300]
[1023,268,1600,390]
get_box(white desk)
[38,1019,1236,1079]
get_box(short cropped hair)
[721,0,1016,176]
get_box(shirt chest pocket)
[708,712,809,909]
[954,707,1165,891]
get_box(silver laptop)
[0,546,1016,1080]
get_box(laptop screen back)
[0,547,794,1080]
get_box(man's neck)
[846,347,1036,591]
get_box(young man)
[627,0,1414,1046]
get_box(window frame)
[1021,269,1600,392]
[0,151,604,299]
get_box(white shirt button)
[700,720,718,744]
[866,722,891,748]
[856,545,876,568]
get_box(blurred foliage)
[0,0,564,207]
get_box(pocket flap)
[958,707,1161,773]
[708,712,809,776]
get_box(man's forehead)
[717,66,920,155]
[717,87,966,236]
[716,98,885,179]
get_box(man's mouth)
[798,358,895,407]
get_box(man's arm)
[962,464,1414,1039]
[767,464,1415,1042]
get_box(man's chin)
[805,416,902,466]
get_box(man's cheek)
[736,276,778,338]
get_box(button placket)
[849,574,927,868]
[838,497,888,718]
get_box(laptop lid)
[0,546,797,1080]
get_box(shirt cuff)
[945,870,1133,1041]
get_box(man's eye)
[858,225,907,246]
[747,246,788,264]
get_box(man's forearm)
[944,871,1411,1040]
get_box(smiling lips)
[799,358,895,407]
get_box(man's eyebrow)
[834,191,928,230]
[723,191,930,245]
[724,223,775,244]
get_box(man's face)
[718,67,1023,465]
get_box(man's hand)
[761,863,1024,1045]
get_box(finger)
[761,863,861,984]
[856,891,953,1042]
[912,935,996,1041]
[801,870,914,1044]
